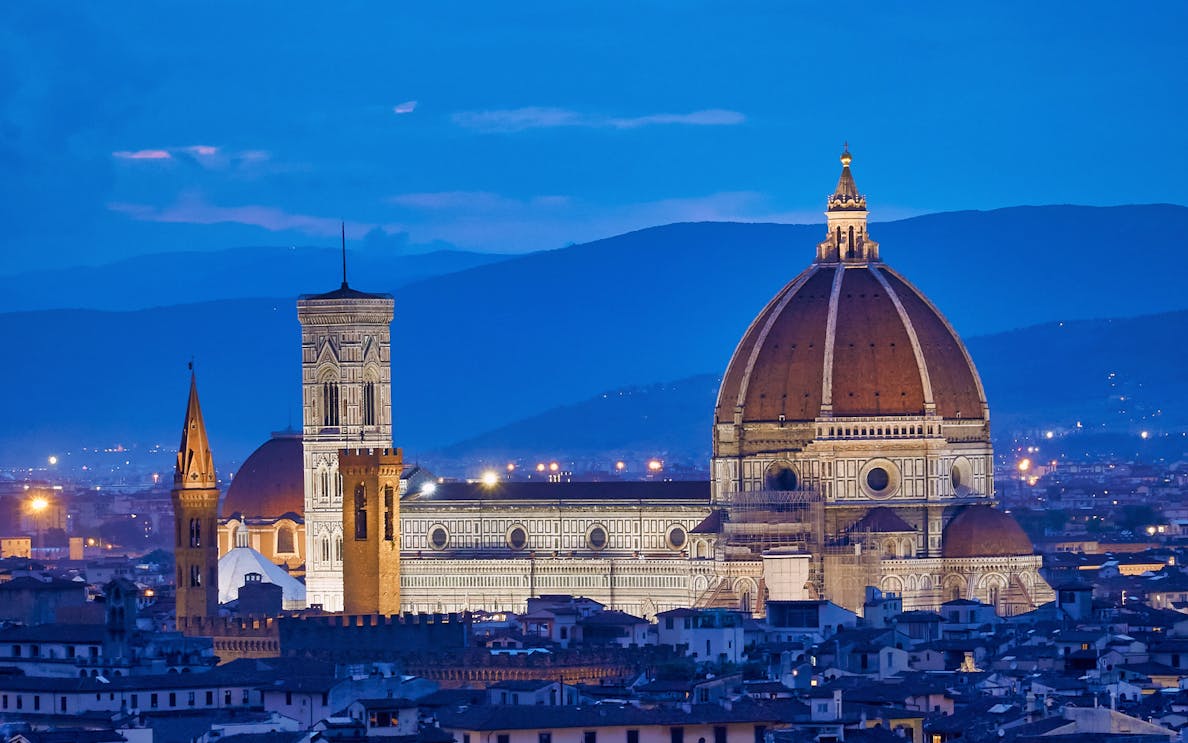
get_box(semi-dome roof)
[942,505,1034,558]
[222,431,304,519]
[714,151,986,426]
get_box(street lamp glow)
[647,460,663,472]
[1017,458,1031,473]
[29,496,49,512]
[615,461,626,471]
[420,482,437,495]
[506,463,516,472]
[1140,430,1150,440]
[549,462,559,472]
[480,470,499,487]
[47,455,58,465]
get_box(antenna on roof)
[341,221,348,288]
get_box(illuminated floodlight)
[1140,431,1150,440]
[1044,431,1054,439]
[506,463,516,472]
[536,463,546,473]
[29,496,49,512]
[549,462,559,472]
[420,481,437,495]
[615,461,626,471]
[47,455,58,465]
[1017,458,1031,473]
[481,470,499,487]
[647,460,663,472]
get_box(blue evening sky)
[1,2,1184,272]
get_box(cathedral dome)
[222,431,304,519]
[941,505,1034,558]
[714,151,986,426]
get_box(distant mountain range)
[2,204,1186,471]
[0,246,508,312]
[428,310,1188,469]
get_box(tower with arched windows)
[172,372,221,631]
[340,447,403,615]
[297,279,394,612]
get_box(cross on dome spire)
[816,145,879,263]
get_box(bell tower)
[172,372,220,631]
[339,447,403,615]
[297,245,394,612]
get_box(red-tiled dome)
[942,506,1034,558]
[221,432,304,519]
[714,263,986,425]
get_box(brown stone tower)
[172,372,220,630]
[339,447,402,615]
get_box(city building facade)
[216,150,1052,618]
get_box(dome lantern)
[817,145,879,264]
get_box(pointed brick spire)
[175,372,216,488]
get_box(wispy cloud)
[108,195,376,237]
[112,149,172,160]
[388,191,570,211]
[112,145,270,170]
[393,100,417,114]
[451,107,745,133]
[608,109,745,129]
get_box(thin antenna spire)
[341,221,348,288]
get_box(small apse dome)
[942,505,1035,558]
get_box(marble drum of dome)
[711,148,996,558]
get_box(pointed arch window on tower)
[189,564,201,587]
[189,518,201,548]
[322,382,340,427]
[383,485,394,541]
[363,382,377,427]
[354,484,368,540]
[848,226,856,258]
[318,468,331,504]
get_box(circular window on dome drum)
[859,459,900,499]
[428,525,449,550]
[506,525,528,551]
[951,457,973,494]
[765,462,799,491]
[666,525,687,551]
[587,525,608,551]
